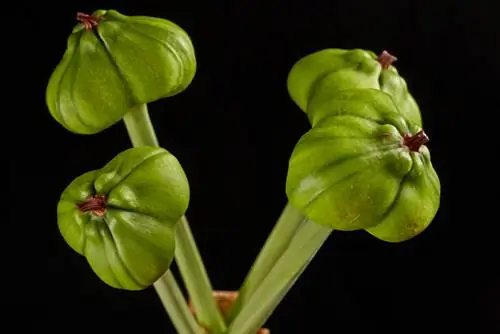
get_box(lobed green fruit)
[57,147,190,290]
[46,9,197,135]
[286,87,440,242]
[287,48,421,126]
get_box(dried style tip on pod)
[57,147,190,290]
[286,49,440,243]
[46,9,197,134]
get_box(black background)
[8,0,499,333]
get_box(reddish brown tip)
[377,50,398,69]
[77,195,107,217]
[402,130,429,152]
[76,12,103,30]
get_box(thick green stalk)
[227,219,333,334]
[123,103,160,147]
[226,204,306,322]
[153,271,203,334]
[123,104,227,333]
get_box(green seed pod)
[286,89,440,243]
[57,147,190,290]
[46,10,197,135]
[287,49,421,126]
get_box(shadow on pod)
[57,147,190,290]
[46,10,197,135]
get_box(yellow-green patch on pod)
[287,49,421,126]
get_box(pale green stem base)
[123,104,226,333]
[175,216,227,333]
[153,271,203,334]
[226,204,306,322]
[227,219,333,334]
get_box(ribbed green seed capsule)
[58,147,190,290]
[46,10,197,134]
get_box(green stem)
[226,204,306,322]
[123,104,226,333]
[175,216,228,333]
[227,218,333,334]
[153,271,203,334]
[123,103,159,147]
